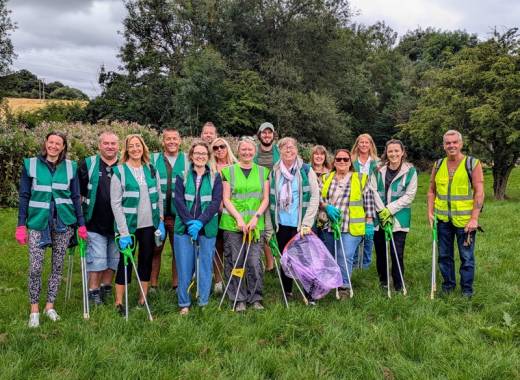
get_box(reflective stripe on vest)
[151,152,188,215]
[24,157,77,230]
[82,155,99,221]
[220,163,266,232]
[434,157,474,228]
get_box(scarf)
[278,160,297,211]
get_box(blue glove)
[325,204,341,222]
[118,236,132,250]
[365,222,374,240]
[187,220,203,241]
[158,221,166,241]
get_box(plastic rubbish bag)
[281,233,342,299]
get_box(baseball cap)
[258,122,275,133]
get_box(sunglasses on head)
[212,144,226,151]
[335,157,351,163]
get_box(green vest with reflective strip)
[82,155,100,223]
[151,151,188,215]
[23,157,77,230]
[269,164,311,229]
[434,156,476,228]
[321,171,367,236]
[174,165,218,237]
[112,163,161,234]
[220,163,267,232]
[353,159,377,175]
[375,167,416,228]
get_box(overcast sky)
[7,0,519,98]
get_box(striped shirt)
[321,173,376,233]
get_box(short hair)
[201,121,217,133]
[277,137,298,152]
[121,134,150,164]
[351,133,378,161]
[41,131,68,164]
[333,149,354,172]
[162,127,180,136]
[98,131,118,144]
[443,130,463,143]
[238,136,257,151]
[188,139,210,163]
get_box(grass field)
[1,97,88,115]
[1,170,519,379]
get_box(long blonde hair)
[351,133,378,162]
[121,134,150,164]
[210,137,237,172]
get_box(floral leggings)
[28,227,73,305]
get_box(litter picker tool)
[218,232,247,310]
[77,232,90,320]
[430,214,438,300]
[384,223,407,296]
[332,218,353,298]
[269,236,289,308]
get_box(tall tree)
[0,0,16,76]
[400,29,520,200]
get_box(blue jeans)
[437,221,476,295]
[86,232,119,272]
[174,234,216,307]
[353,235,373,269]
[323,231,363,288]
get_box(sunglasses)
[335,157,351,163]
[213,144,227,151]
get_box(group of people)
[15,121,484,327]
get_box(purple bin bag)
[281,233,343,299]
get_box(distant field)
[2,97,88,114]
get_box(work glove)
[365,222,374,240]
[118,235,133,250]
[300,225,312,238]
[158,221,166,241]
[268,236,281,258]
[187,220,203,241]
[378,208,393,225]
[15,226,28,245]
[325,204,341,223]
[77,225,88,240]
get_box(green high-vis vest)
[151,151,188,215]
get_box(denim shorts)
[86,231,119,272]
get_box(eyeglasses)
[335,157,351,163]
[193,152,208,157]
[212,144,226,151]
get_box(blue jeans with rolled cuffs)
[323,231,363,288]
[174,234,216,307]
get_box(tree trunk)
[492,161,514,200]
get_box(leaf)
[503,311,513,327]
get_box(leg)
[455,228,476,296]
[28,230,45,313]
[246,236,265,304]
[362,235,373,269]
[390,232,407,291]
[86,231,108,304]
[437,221,456,292]
[174,233,195,308]
[100,237,118,302]
[197,235,216,306]
[223,231,247,303]
[276,225,299,294]
[166,216,178,288]
[338,233,362,288]
[213,229,224,284]
[114,243,132,305]
[373,229,387,286]
[45,227,74,309]
[136,227,155,304]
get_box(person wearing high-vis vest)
[369,140,417,291]
[78,131,119,306]
[16,132,87,328]
[351,133,379,269]
[149,128,189,293]
[320,149,376,298]
[173,140,223,315]
[221,137,270,312]
[110,134,165,315]
[427,130,484,297]
[268,137,320,302]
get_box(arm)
[70,173,85,226]
[17,166,32,227]
[301,168,319,229]
[466,162,484,232]
[198,173,223,225]
[78,159,89,197]
[427,167,437,227]
[387,170,418,215]
[173,174,192,225]
[110,174,129,236]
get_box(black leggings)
[115,227,155,285]
[276,225,299,294]
[374,230,407,290]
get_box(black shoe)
[88,289,103,306]
[100,285,113,304]
[115,304,125,316]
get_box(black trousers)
[276,225,299,294]
[115,226,155,285]
[374,230,407,290]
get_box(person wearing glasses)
[268,137,320,302]
[319,149,376,298]
[149,128,189,293]
[110,134,165,315]
[209,137,238,295]
[174,140,223,315]
[16,131,87,327]
[78,131,120,305]
[220,136,270,312]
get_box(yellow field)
[1,97,88,114]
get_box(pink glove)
[78,226,88,240]
[15,226,28,245]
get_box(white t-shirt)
[357,157,372,175]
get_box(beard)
[259,136,274,147]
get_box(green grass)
[1,170,520,379]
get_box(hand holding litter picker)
[77,230,90,320]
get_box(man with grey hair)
[79,131,120,305]
[427,129,484,297]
